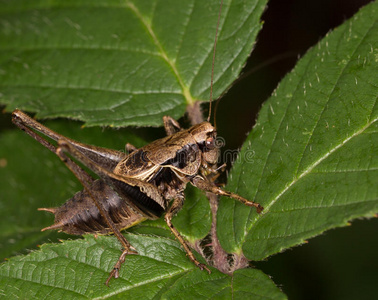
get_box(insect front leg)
[207,163,227,183]
[125,143,138,154]
[164,195,211,273]
[163,116,181,135]
[200,162,227,183]
[191,176,264,213]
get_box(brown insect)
[12,0,263,285]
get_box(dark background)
[216,0,378,299]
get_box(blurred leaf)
[0,0,264,127]
[218,1,378,258]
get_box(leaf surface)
[0,234,285,299]
[0,0,265,126]
[217,1,378,258]
[0,0,276,298]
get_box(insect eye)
[205,137,215,150]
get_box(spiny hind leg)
[56,141,137,285]
[12,110,125,169]
[105,247,137,286]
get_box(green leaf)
[0,0,264,127]
[217,1,378,258]
[172,185,211,242]
[0,0,276,298]
[164,267,285,299]
[0,234,284,299]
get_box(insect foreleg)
[125,143,138,154]
[191,176,264,213]
[164,195,211,273]
[163,116,182,135]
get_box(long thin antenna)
[207,0,223,123]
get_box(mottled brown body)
[39,180,147,235]
[10,0,264,286]
[12,110,263,286]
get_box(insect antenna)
[207,0,223,127]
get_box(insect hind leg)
[56,140,138,285]
[11,110,125,171]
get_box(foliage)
[0,0,377,298]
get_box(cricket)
[12,0,263,285]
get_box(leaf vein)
[125,0,194,105]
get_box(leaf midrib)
[125,0,195,106]
[252,117,378,236]
[240,13,377,248]
[0,83,183,95]
[1,1,198,106]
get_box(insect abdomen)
[39,180,146,235]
